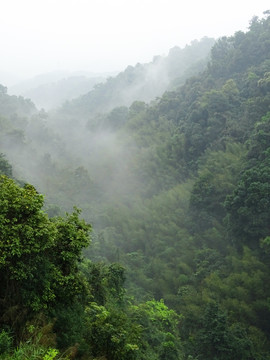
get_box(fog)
[9,73,107,109]
[1,2,269,226]
[0,36,214,224]
[0,0,269,84]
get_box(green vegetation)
[0,175,182,359]
[1,11,270,359]
[59,37,215,118]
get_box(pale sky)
[0,0,269,82]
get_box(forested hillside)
[56,37,215,118]
[1,11,270,360]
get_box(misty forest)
[1,12,270,360]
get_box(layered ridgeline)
[9,72,107,110]
[1,12,270,359]
[0,37,215,215]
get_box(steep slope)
[57,37,215,118]
[83,13,270,359]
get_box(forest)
[1,11,270,360]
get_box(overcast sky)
[0,0,269,83]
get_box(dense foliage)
[0,176,182,359]
[1,10,270,359]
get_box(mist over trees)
[9,74,107,110]
[1,12,270,359]
[59,37,215,117]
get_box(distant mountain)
[8,71,111,109]
[0,71,23,87]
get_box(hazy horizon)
[1,0,269,85]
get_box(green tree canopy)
[0,176,91,334]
